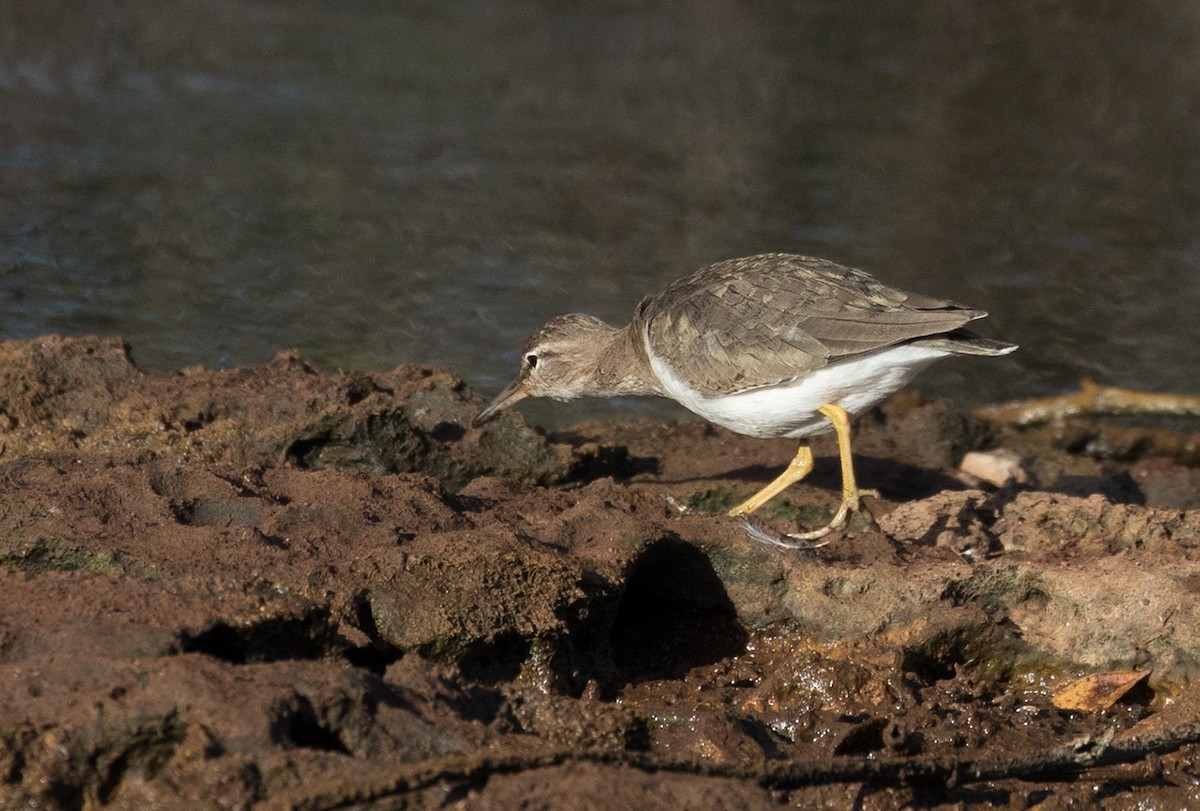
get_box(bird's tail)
[911,329,1017,356]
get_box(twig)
[975,379,1200,426]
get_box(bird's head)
[472,314,617,427]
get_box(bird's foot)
[803,486,880,539]
[741,487,880,549]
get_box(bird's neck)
[574,323,666,398]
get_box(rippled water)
[3,1,1198,425]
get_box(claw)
[728,404,878,545]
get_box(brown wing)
[638,254,986,396]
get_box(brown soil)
[2,335,1199,809]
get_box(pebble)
[960,449,1028,487]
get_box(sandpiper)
[474,253,1016,541]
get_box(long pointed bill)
[472,377,528,427]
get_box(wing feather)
[639,254,986,396]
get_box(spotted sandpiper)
[474,254,1016,541]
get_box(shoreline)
[1,334,1197,808]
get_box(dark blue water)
[3,1,1198,426]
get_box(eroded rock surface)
[0,335,570,486]
[1,335,1199,808]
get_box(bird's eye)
[525,353,538,369]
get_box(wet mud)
[1,336,1199,809]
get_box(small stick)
[975,379,1200,426]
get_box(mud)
[2,335,1199,809]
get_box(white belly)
[647,344,951,439]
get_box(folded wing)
[639,254,993,397]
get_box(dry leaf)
[1051,670,1149,711]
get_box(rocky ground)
[1,335,1199,809]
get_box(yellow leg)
[813,404,880,538]
[728,403,878,540]
[728,442,814,516]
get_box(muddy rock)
[0,335,571,487]
[2,335,1200,808]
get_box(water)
[3,1,1198,427]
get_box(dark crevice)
[2,729,33,784]
[342,592,403,675]
[284,412,430,475]
[270,695,351,755]
[283,436,324,470]
[834,717,890,756]
[734,717,788,759]
[179,610,334,664]
[281,714,349,754]
[901,631,970,685]
[609,538,748,684]
[342,643,401,674]
[441,683,507,726]
[343,380,379,406]
[900,620,1027,687]
[453,632,532,685]
[429,422,465,442]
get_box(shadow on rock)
[609,538,748,684]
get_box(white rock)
[960,449,1028,487]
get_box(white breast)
[646,342,952,439]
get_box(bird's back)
[636,254,1004,397]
